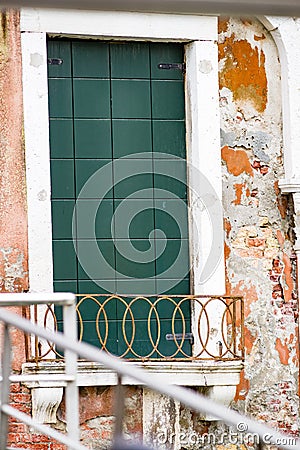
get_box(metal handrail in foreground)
[0,304,299,450]
[0,293,80,450]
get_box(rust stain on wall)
[218,18,230,34]
[219,32,268,112]
[292,330,299,367]
[230,281,258,317]
[233,183,243,205]
[282,253,293,302]
[232,182,250,205]
[244,326,256,354]
[276,229,285,248]
[274,180,288,219]
[224,218,232,238]
[275,337,290,365]
[221,145,253,176]
[275,230,295,302]
[234,369,250,401]
[254,34,266,41]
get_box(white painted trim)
[21,8,225,296]
[185,41,225,295]
[21,31,54,293]
[20,8,217,41]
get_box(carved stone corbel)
[31,387,63,424]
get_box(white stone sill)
[22,360,243,388]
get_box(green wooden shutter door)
[48,39,191,358]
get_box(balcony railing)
[26,294,244,363]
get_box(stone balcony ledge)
[22,359,243,388]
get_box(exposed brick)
[77,386,114,424]
[31,434,51,443]
[247,237,266,248]
[10,383,22,393]
[10,403,31,415]
[9,423,27,433]
[49,444,67,450]
[7,432,21,443]
[27,444,50,450]
[10,392,31,403]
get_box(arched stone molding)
[260,16,300,183]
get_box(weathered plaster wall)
[0,10,28,372]
[219,16,299,438]
[0,10,28,293]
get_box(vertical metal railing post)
[232,300,237,355]
[0,324,12,450]
[63,300,80,449]
[113,375,125,447]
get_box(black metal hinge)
[48,58,63,66]
[158,63,186,73]
[166,332,194,345]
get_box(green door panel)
[47,40,71,78]
[75,159,113,197]
[52,200,75,239]
[75,199,114,239]
[52,240,77,280]
[150,43,184,80]
[110,42,150,79]
[48,39,191,358]
[74,119,112,159]
[112,120,152,158]
[77,240,116,280]
[50,160,75,199]
[73,79,111,118]
[114,198,155,238]
[113,158,154,199]
[48,79,72,118]
[152,120,186,158]
[72,41,109,78]
[112,80,151,119]
[153,159,188,198]
[49,119,74,158]
[151,80,185,120]
[154,199,189,239]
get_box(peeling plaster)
[0,247,27,292]
[221,145,253,177]
[220,17,299,437]
[219,23,268,113]
[221,129,271,163]
[0,11,28,294]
